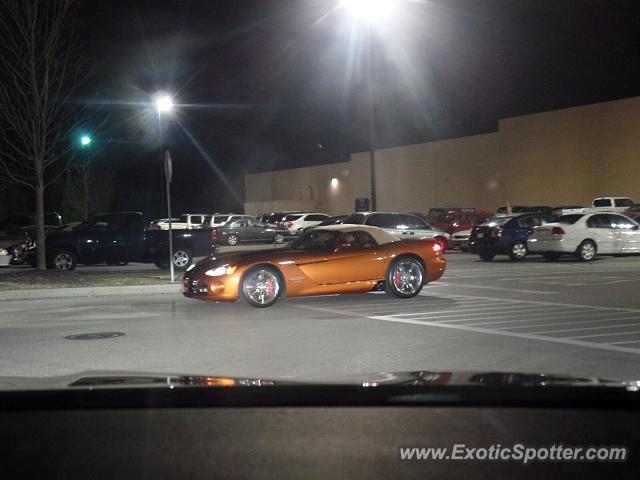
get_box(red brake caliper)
[394,269,402,289]
[265,279,274,296]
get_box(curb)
[0,283,182,302]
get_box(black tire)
[508,240,528,261]
[385,256,425,299]
[49,249,77,271]
[478,251,495,261]
[543,252,561,261]
[576,240,597,262]
[227,234,239,246]
[241,266,282,308]
[172,248,193,271]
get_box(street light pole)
[155,94,175,282]
[366,24,377,212]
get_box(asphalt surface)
[2,252,640,381]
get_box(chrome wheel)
[274,234,284,244]
[173,250,190,268]
[579,241,596,261]
[54,253,73,270]
[242,268,280,306]
[228,235,239,246]
[391,261,423,295]
[510,241,527,260]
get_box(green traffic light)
[80,135,92,147]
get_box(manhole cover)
[65,332,125,340]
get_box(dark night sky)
[67,0,640,216]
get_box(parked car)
[591,197,635,213]
[528,212,640,261]
[0,225,62,265]
[625,204,640,221]
[450,229,472,251]
[148,218,181,230]
[30,212,214,271]
[279,213,331,234]
[301,215,349,233]
[212,217,289,246]
[0,248,10,267]
[431,208,492,236]
[468,212,555,261]
[551,206,586,217]
[257,212,302,225]
[341,212,451,248]
[153,213,212,230]
[184,225,446,307]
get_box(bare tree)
[0,0,86,270]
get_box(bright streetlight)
[80,134,92,147]
[340,0,396,25]
[155,94,174,114]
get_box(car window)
[399,214,429,230]
[366,213,400,229]
[190,215,203,224]
[357,231,377,248]
[593,199,612,207]
[342,214,365,224]
[614,198,634,208]
[587,215,613,228]
[519,216,542,228]
[609,215,637,228]
[556,214,584,224]
[229,220,247,228]
[290,230,340,251]
[213,215,229,223]
[283,214,302,221]
[306,214,329,222]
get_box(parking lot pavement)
[1,252,640,381]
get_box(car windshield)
[556,214,585,224]
[289,230,340,251]
[2,0,640,421]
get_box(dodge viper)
[183,225,446,307]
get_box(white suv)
[281,213,331,233]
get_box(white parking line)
[367,315,640,355]
[434,282,558,295]
[528,321,640,336]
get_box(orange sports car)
[182,225,446,307]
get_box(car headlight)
[205,265,237,277]
[0,248,8,256]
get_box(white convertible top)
[314,224,400,245]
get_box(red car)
[431,208,493,235]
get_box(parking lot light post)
[155,94,175,282]
[341,0,397,211]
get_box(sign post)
[164,150,175,283]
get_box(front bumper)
[450,237,470,250]
[182,273,241,302]
[0,255,11,267]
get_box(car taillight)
[490,228,503,238]
[432,242,443,255]
[211,228,220,243]
[287,222,293,228]
[551,226,566,235]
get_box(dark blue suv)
[468,213,555,261]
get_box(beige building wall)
[245,96,640,215]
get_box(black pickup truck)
[31,212,214,271]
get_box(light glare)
[341,0,395,25]
[155,95,174,113]
[80,135,91,146]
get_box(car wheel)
[543,252,561,261]
[50,250,77,271]
[508,241,528,261]
[241,266,281,308]
[172,248,192,270]
[478,251,495,261]
[227,234,239,246]
[576,240,597,262]
[385,256,424,299]
[274,233,285,244]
